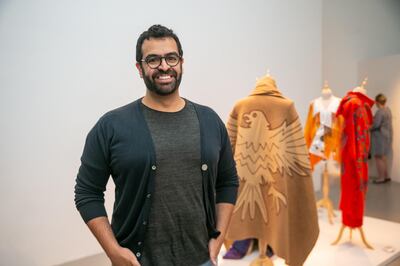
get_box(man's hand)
[208,203,235,265]
[208,236,224,266]
[86,217,141,266]
[110,246,140,266]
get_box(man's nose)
[158,58,170,71]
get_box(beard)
[142,67,182,96]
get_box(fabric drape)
[226,76,319,266]
[336,91,374,227]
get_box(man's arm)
[87,217,140,266]
[208,203,235,266]
[207,112,239,265]
[76,119,140,266]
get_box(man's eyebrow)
[145,52,179,57]
[144,53,159,58]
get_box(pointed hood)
[337,91,374,122]
[250,75,284,98]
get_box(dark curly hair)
[375,93,387,105]
[136,24,183,63]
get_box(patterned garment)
[336,91,374,227]
[304,96,342,169]
[225,76,319,266]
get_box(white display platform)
[218,210,400,266]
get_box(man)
[74,24,238,266]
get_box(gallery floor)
[60,179,400,266]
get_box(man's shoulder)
[187,99,219,117]
[104,100,140,118]
[97,100,141,126]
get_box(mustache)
[152,69,177,79]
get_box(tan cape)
[226,76,319,266]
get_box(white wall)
[322,0,400,97]
[359,54,400,183]
[0,0,322,265]
[317,0,400,192]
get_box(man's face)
[136,37,183,96]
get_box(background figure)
[371,93,393,184]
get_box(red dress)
[336,92,374,227]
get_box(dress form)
[225,71,319,266]
[316,81,337,224]
[251,70,274,266]
[352,77,368,95]
[321,80,333,107]
[332,77,373,249]
[225,70,276,266]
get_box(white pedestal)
[219,210,400,266]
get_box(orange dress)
[304,96,342,169]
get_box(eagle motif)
[227,110,310,223]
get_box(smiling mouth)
[157,74,172,80]
[155,74,175,83]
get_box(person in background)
[371,93,393,184]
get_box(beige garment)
[226,76,319,266]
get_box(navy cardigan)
[74,99,238,259]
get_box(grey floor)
[59,179,400,266]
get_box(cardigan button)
[201,164,208,171]
[138,241,142,246]
[136,252,141,257]
[151,165,157,170]
[146,193,151,198]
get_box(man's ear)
[136,62,143,78]
[180,57,184,73]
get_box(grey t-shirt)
[140,101,209,266]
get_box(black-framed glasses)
[141,53,181,69]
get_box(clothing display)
[371,106,393,156]
[304,93,342,169]
[225,76,319,266]
[74,99,238,259]
[336,91,374,228]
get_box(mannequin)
[305,81,341,165]
[332,77,374,249]
[321,81,334,106]
[352,78,368,95]
[304,81,341,224]
[223,70,273,261]
[225,73,319,266]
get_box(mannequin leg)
[316,163,336,224]
[258,238,268,259]
[358,227,374,249]
[250,238,273,266]
[331,225,346,245]
[332,225,373,249]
